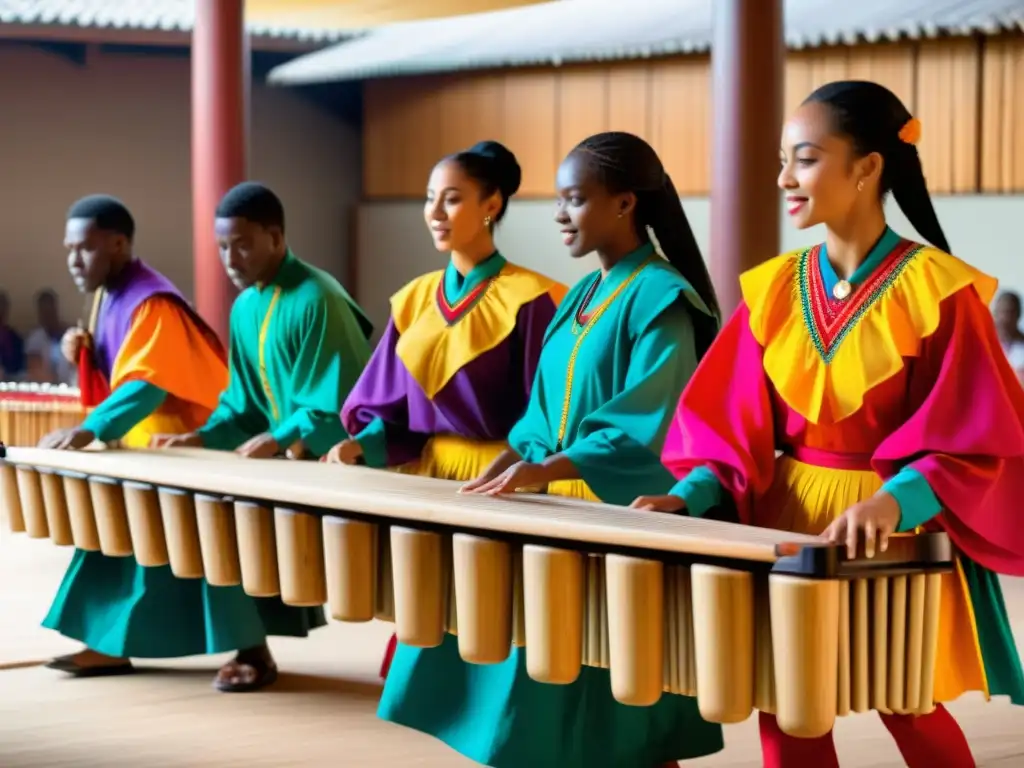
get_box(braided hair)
[571,131,721,321]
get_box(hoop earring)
[856,179,865,192]
[484,216,492,226]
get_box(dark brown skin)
[553,150,643,274]
[214,216,286,291]
[43,218,136,449]
[155,217,289,459]
[461,149,651,497]
[51,216,281,689]
[65,217,132,294]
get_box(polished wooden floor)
[2,533,1023,767]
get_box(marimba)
[0,383,84,447]
[0,445,953,739]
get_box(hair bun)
[467,140,522,199]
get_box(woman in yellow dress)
[634,80,1024,768]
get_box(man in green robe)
[156,181,374,688]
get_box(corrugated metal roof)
[267,0,1024,84]
[0,0,355,43]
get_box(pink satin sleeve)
[873,287,1024,575]
[661,302,778,524]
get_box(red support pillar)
[709,0,785,316]
[191,0,249,343]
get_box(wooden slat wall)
[981,34,1024,192]
[363,33,1024,198]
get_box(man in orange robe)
[38,195,317,692]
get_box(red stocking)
[758,711,839,768]
[379,633,398,680]
[878,704,975,768]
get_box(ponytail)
[889,144,951,253]
[637,175,722,325]
[805,80,952,254]
[569,131,723,357]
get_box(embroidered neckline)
[435,276,494,326]
[799,239,921,363]
[573,277,600,329]
[556,256,655,449]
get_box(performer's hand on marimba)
[38,426,95,451]
[460,460,550,496]
[60,327,90,364]
[821,492,901,560]
[236,432,280,460]
[629,494,686,513]
[323,438,363,465]
[459,449,520,493]
[150,432,203,449]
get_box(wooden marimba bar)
[0,446,953,739]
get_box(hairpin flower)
[899,117,922,146]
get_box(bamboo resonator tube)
[0,383,86,448]
[0,453,952,739]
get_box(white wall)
[356,196,1024,334]
[0,44,361,331]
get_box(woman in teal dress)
[378,132,724,767]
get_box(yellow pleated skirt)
[761,455,989,703]
[120,410,192,448]
[396,434,509,483]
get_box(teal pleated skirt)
[42,549,326,658]
[379,634,724,768]
[962,558,1024,704]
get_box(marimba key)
[122,481,169,567]
[274,507,326,606]
[769,574,840,739]
[15,466,49,538]
[904,573,928,712]
[374,528,395,622]
[452,533,513,664]
[236,501,281,597]
[918,572,944,715]
[606,554,664,706]
[888,575,908,713]
[195,494,241,586]
[0,461,25,533]
[322,516,376,621]
[691,564,755,723]
[88,476,133,557]
[38,469,74,546]
[62,471,100,551]
[522,544,583,685]
[837,580,851,716]
[753,577,776,713]
[511,547,526,648]
[851,578,870,713]
[390,526,445,648]
[872,577,892,714]
[157,487,204,578]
